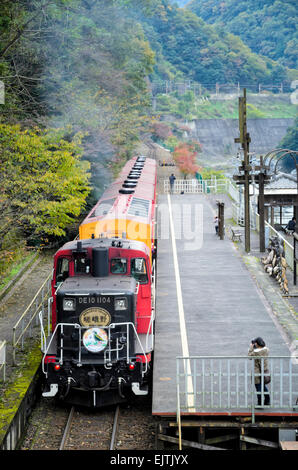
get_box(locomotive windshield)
[111,258,127,274]
[56,257,70,284]
[74,255,90,274]
[131,258,148,284]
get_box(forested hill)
[188,0,298,69]
[134,0,294,86]
[0,0,296,274]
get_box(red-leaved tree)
[173,143,201,178]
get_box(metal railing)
[0,340,6,381]
[164,177,229,194]
[177,356,298,423]
[12,273,52,365]
[41,321,149,377]
[146,258,156,352]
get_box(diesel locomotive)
[40,156,157,407]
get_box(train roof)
[57,275,137,296]
[56,236,150,256]
[81,156,157,226]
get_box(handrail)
[41,321,149,377]
[12,272,52,365]
[146,258,156,352]
[176,355,298,422]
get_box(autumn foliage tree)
[173,143,201,178]
[0,124,91,248]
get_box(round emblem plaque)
[83,328,108,353]
[79,307,111,327]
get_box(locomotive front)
[41,243,150,407]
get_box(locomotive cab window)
[131,258,148,284]
[56,258,70,285]
[111,258,127,274]
[74,256,90,274]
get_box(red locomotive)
[40,156,157,407]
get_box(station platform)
[152,194,298,417]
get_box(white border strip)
[167,194,195,410]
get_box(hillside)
[188,0,298,69]
[154,91,296,120]
[0,0,296,267]
[138,0,292,87]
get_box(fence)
[164,177,229,194]
[12,273,52,365]
[151,81,292,97]
[229,183,296,270]
[177,356,298,423]
[231,201,258,230]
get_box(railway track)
[59,405,120,450]
[21,395,155,450]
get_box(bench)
[230,227,242,242]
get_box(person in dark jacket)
[248,337,270,406]
[169,174,176,194]
[285,217,296,233]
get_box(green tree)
[188,0,298,69]
[280,117,298,150]
[0,124,91,243]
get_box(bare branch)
[0,1,55,58]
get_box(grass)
[0,252,37,293]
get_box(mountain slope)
[188,0,298,69]
[139,0,290,85]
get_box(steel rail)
[110,405,120,450]
[59,406,75,450]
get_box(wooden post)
[294,233,297,286]
[240,427,247,450]
[271,206,274,226]
[233,89,252,252]
[217,201,225,240]
[242,89,251,252]
[259,158,265,252]
[295,164,298,223]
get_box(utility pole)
[233,88,251,253]
[258,156,265,252]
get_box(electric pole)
[233,88,251,253]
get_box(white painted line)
[167,194,195,411]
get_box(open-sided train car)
[40,156,157,407]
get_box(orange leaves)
[173,143,201,177]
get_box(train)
[40,155,157,407]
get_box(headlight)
[114,298,127,311]
[63,298,76,311]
